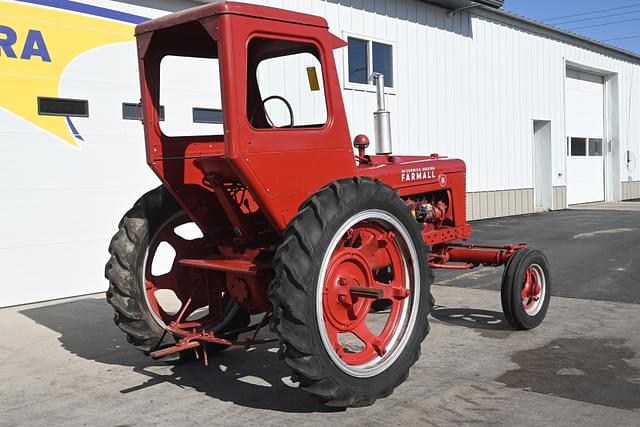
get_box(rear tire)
[269,177,432,407]
[105,186,249,360]
[501,248,551,330]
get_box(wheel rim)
[521,263,545,316]
[316,209,421,378]
[142,213,238,331]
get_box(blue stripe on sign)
[16,0,149,25]
[66,116,85,142]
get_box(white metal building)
[1,0,639,306]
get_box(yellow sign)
[306,66,320,92]
[0,1,136,147]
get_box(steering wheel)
[250,95,294,128]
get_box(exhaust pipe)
[371,73,392,155]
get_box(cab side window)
[247,38,327,129]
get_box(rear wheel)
[269,178,432,407]
[501,248,551,330]
[105,186,249,359]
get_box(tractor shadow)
[430,306,514,338]
[19,297,338,413]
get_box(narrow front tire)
[501,248,551,330]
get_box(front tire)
[501,248,551,330]
[269,178,433,407]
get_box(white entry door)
[565,69,605,205]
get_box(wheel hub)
[521,264,545,315]
[323,251,375,331]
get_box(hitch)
[150,314,277,364]
[148,275,276,364]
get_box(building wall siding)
[553,186,567,210]
[466,188,534,220]
[622,181,640,200]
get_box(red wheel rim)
[143,214,231,329]
[317,209,420,378]
[521,263,545,315]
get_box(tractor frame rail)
[429,242,527,270]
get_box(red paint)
[322,221,409,364]
[522,266,542,310]
[134,2,531,354]
[429,243,527,269]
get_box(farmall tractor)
[105,1,550,407]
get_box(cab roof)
[135,1,328,35]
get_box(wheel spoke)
[162,231,193,255]
[352,321,385,357]
[147,272,176,290]
[353,229,393,271]
[371,280,410,301]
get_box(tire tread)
[269,177,432,407]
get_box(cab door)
[229,32,355,230]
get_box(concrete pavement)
[2,207,639,426]
[1,285,639,426]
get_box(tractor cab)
[135,1,355,234]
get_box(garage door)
[565,69,605,205]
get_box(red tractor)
[105,1,550,407]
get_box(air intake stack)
[371,73,392,155]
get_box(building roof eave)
[478,6,640,64]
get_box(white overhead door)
[565,69,605,205]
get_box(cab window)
[159,55,223,136]
[247,38,327,129]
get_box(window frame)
[246,34,331,133]
[342,31,396,94]
[567,136,604,157]
[158,53,224,138]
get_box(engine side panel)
[358,155,472,245]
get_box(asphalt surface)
[1,203,639,426]
[437,204,640,304]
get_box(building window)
[345,35,394,89]
[122,102,165,121]
[193,107,223,124]
[372,42,393,87]
[348,37,368,85]
[568,137,603,157]
[38,97,88,117]
[588,138,603,156]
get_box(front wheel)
[501,248,551,330]
[269,178,433,407]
